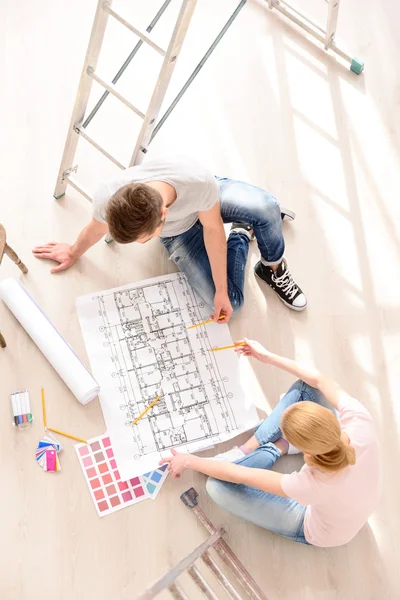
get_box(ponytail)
[307,440,356,472]
[281,401,356,473]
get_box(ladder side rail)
[324,0,340,49]
[53,0,111,199]
[129,0,198,167]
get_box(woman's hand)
[159,449,191,478]
[234,338,272,363]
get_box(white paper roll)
[0,278,100,404]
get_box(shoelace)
[272,265,299,299]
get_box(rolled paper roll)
[0,278,99,404]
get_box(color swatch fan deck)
[75,434,168,517]
[36,433,62,472]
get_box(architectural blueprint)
[77,273,260,479]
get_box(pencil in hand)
[188,315,226,329]
[209,342,246,352]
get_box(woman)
[160,339,382,547]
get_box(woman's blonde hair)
[280,401,356,472]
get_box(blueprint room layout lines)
[77,273,259,479]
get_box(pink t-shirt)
[281,393,381,547]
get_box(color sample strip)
[75,434,169,517]
[142,464,169,500]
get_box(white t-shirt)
[281,393,382,547]
[92,156,219,238]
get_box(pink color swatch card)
[75,434,168,517]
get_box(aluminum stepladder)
[264,0,364,74]
[136,488,269,600]
[54,0,363,205]
[53,0,198,202]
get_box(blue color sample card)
[142,464,169,499]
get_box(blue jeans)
[206,380,336,545]
[160,177,284,312]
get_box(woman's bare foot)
[274,438,289,455]
[241,434,260,453]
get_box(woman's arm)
[236,339,343,410]
[160,450,287,497]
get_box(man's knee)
[230,293,244,314]
[253,191,281,223]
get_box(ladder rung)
[75,126,126,169]
[201,551,242,600]
[63,173,92,202]
[187,566,219,600]
[105,5,166,56]
[87,67,145,119]
[168,583,189,600]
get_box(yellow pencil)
[48,427,88,444]
[209,342,246,352]
[188,315,226,329]
[132,395,161,426]
[41,387,47,429]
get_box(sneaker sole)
[230,223,255,241]
[254,269,307,311]
[280,207,296,221]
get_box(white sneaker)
[211,446,246,462]
[287,442,302,455]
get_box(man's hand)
[32,219,108,274]
[213,291,233,323]
[159,448,191,478]
[32,242,77,274]
[234,338,272,363]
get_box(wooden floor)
[1,0,399,598]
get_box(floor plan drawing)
[77,273,260,479]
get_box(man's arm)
[198,202,232,322]
[32,218,108,273]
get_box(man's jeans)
[160,177,284,312]
[206,381,336,544]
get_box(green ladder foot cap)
[350,57,365,75]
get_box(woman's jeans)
[160,177,284,312]
[206,380,335,545]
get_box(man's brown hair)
[105,183,164,243]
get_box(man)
[33,156,306,322]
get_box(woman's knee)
[288,381,336,415]
[206,477,227,506]
[286,379,304,395]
